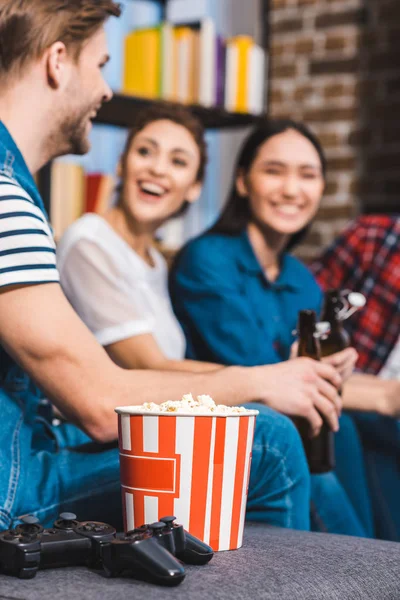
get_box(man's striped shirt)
[0,174,59,288]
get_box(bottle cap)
[347,292,366,308]
[315,321,330,338]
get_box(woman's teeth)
[139,182,165,196]
[276,204,301,215]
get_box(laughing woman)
[57,104,362,536]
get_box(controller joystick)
[149,522,165,534]
[159,516,175,528]
[0,514,214,586]
[54,512,79,530]
[21,516,39,526]
[15,516,43,539]
[159,516,214,566]
[148,521,176,555]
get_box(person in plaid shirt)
[311,214,400,376]
[311,214,400,541]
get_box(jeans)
[348,411,400,541]
[310,473,368,537]
[244,404,310,530]
[1,396,312,531]
[244,406,371,537]
[333,412,375,537]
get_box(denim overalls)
[0,123,123,530]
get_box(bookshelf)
[94,93,265,130]
[39,0,270,214]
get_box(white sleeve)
[59,237,154,345]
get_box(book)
[198,18,216,107]
[123,26,161,98]
[160,22,174,100]
[188,30,200,104]
[85,173,102,213]
[235,36,254,113]
[173,26,193,103]
[215,35,226,107]
[248,44,266,115]
[50,162,85,240]
[224,39,238,112]
[224,36,266,114]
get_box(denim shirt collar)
[236,229,301,291]
[0,121,48,218]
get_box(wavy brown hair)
[0,0,121,80]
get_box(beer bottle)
[320,289,350,356]
[295,309,335,474]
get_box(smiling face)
[57,27,112,155]
[119,119,202,229]
[236,128,325,238]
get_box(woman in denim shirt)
[170,120,400,540]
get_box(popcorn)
[132,393,251,415]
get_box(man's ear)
[45,41,69,89]
[236,170,248,197]
[186,181,203,204]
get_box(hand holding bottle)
[322,347,358,382]
[254,357,342,436]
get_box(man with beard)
[0,0,346,532]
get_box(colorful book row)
[50,162,114,241]
[123,20,267,115]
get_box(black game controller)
[0,513,213,586]
[158,516,214,565]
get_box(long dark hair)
[209,119,327,250]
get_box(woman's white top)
[57,214,186,360]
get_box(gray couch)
[0,523,399,600]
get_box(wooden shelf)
[94,93,265,130]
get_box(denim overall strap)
[0,122,48,217]
[0,367,42,529]
[0,121,47,529]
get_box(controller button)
[21,516,40,526]
[149,522,165,534]
[59,512,77,521]
[25,552,41,564]
[55,513,79,530]
[43,529,57,535]
[160,516,176,527]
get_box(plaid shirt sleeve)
[311,219,365,291]
[310,215,400,375]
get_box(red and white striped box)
[115,408,258,552]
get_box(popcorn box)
[115,398,258,552]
